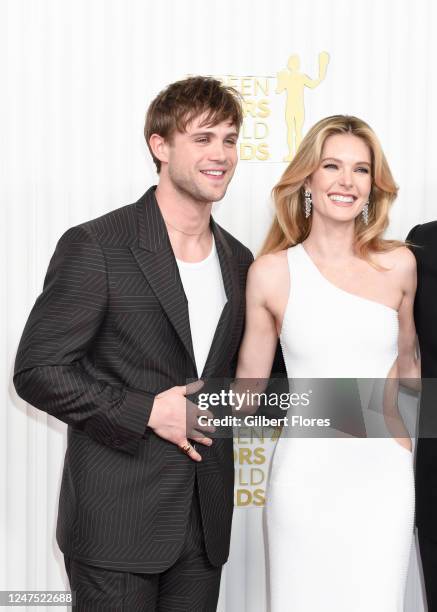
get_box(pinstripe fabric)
[13,186,253,571]
[64,484,221,611]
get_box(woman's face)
[306,133,372,224]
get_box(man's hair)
[144,76,243,173]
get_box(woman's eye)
[356,167,369,174]
[323,163,338,170]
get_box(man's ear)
[149,134,169,166]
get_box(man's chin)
[193,187,229,205]
[208,184,231,203]
[210,192,227,203]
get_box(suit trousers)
[418,530,437,612]
[64,480,222,611]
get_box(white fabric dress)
[265,243,415,612]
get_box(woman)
[236,115,419,611]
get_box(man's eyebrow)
[321,157,371,166]
[190,131,238,140]
[190,130,239,138]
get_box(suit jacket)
[407,222,437,537]
[13,186,253,571]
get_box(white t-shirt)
[176,237,227,377]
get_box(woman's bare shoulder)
[374,246,417,292]
[249,250,288,279]
[246,250,289,299]
[375,246,416,273]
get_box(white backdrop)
[2,0,437,610]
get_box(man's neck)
[155,184,213,263]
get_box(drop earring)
[304,190,312,218]
[362,200,369,225]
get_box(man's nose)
[208,141,227,162]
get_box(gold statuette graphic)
[276,52,330,161]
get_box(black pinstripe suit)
[13,187,253,578]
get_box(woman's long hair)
[260,115,403,260]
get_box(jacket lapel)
[130,187,241,379]
[200,220,240,378]
[130,188,196,371]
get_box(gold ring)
[181,442,192,454]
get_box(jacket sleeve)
[13,225,154,455]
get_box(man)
[14,76,252,610]
[407,222,437,611]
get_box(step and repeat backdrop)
[2,0,437,610]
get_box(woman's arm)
[236,255,284,380]
[233,255,286,413]
[396,246,421,388]
[381,247,419,451]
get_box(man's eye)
[225,139,237,145]
[195,137,209,143]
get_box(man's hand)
[148,380,215,462]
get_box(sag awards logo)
[217,51,330,163]
[233,426,282,508]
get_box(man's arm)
[13,225,154,455]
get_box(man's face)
[164,113,239,204]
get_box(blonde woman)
[236,116,419,611]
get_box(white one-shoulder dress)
[265,244,414,612]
